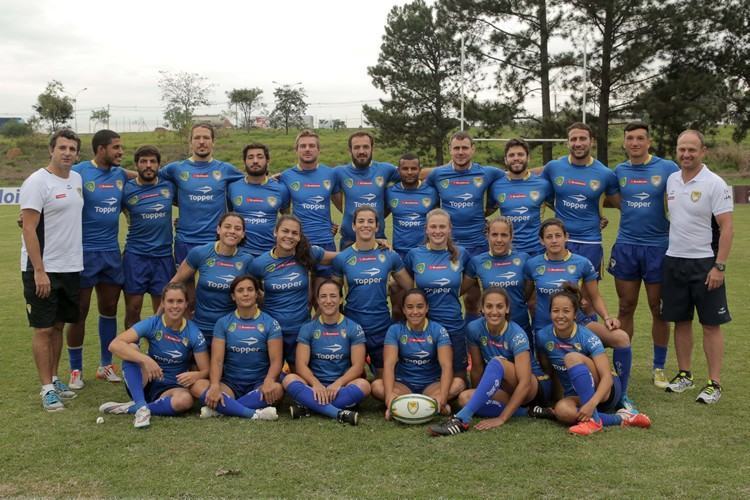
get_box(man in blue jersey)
[65,130,128,390]
[122,145,176,329]
[487,139,553,256]
[607,122,679,388]
[334,131,399,249]
[228,143,290,256]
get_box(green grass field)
[1,202,748,498]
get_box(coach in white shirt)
[662,130,733,404]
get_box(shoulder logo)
[127,195,139,205]
[589,179,600,191]
[421,197,432,208]
[323,180,331,191]
[546,341,554,352]
[390,198,399,208]
[651,175,662,186]
[378,253,386,263]
[116,180,123,191]
[85,181,95,192]
[440,179,449,189]
[345,178,354,189]
[567,264,576,274]
[483,260,492,270]
[416,262,425,274]
[529,190,540,201]
[179,171,190,181]
[267,195,278,207]
[497,193,506,203]
[400,334,408,345]
[619,177,627,188]
[161,188,171,198]
[212,170,222,181]
[290,181,301,191]
[206,258,216,267]
[375,176,384,187]
[233,195,243,206]
[313,329,321,339]
[347,255,357,266]
[473,176,483,187]
[512,257,521,266]
[691,191,701,202]
[536,265,545,275]
[554,176,564,186]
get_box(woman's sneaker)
[41,390,64,412]
[695,381,722,404]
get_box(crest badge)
[313,329,321,340]
[400,335,408,345]
[323,180,331,191]
[529,190,540,201]
[182,337,189,346]
[554,176,564,186]
[421,197,432,208]
[567,264,576,274]
[235,262,243,270]
[546,341,554,352]
[619,177,627,188]
[347,255,357,266]
[536,265,545,275]
[512,258,521,266]
[473,176,483,187]
[228,323,237,332]
[127,195,139,205]
[212,170,222,181]
[179,171,190,181]
[450,261,459,271]
[290,181,301,191]
[483,260,492,270]
[116,180,123,191]
[378,253,386,263]
[589,179,600,191]
[375,176,384,187]
[233,195,243,206]
[206,258,216,267]
[345,178,354,189]
[85,181,95,192]
[651,175,662,186]
[265,263,276,273]
[155,330,163,341]
[267,196,278,207]
[257,323,265,333]
[407,401,419,415]
[390,199,399,208]
[161,188,171,198]
[415,263,425,274]
[440,179,449,189]
[690,191,701,202]
[497,193,506,203]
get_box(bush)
[0,121,33,138]
[707,144,750,173]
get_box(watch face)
[715,263,726,271]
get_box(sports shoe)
[289,403,311,419]
[41,390,64,412]
[53,378,77,400]
[251,406,279,421]
[429,416,468,437]
[336,409,359,426]
[199,406,221,418]
[568,419,603,436]
[665,371,694,393]
[652,368,669,389]
[134,406,151,428]
[696,381,722,404]
[528,405,556,420]
[68,369,84,390]
[620,395,639,414]
[618,409,652,429]
[99,401,135,414]
[96,364,122,383]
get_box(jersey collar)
[408,319,429,332]
[543,250,572,261]
[485,320,508,336]
[567,155,594,167]
[234,308,261,320]
[160,315,187,333]
[508,171,531,181]
[627,154,652,167]
[214,241,239,257]
[352,243,376,252]
[489,249,512,258]
[553,323,577,339]
[398,180,422,190]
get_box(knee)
[563,352,587,369]
[609,329,631,348]
[457,389,474,407]
[353,378,371,396]
[370,379,384,399]
[282,374,302,389]
[170,391,195,412]
[617,297,638,317]
[554,399,577,424]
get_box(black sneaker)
[429,416,468,437]
[336,409,359,426]
[528,405,556,420]
[289,403,311,419]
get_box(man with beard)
[121,145,176,328]
[487,138,553,256]
[228,143,290,256]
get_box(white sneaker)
[200,406,221,418]
[251,406,278,421]
[99,401,135,414]
[134,406,151,428]
[69,369,84,390]
[96,365,123,383]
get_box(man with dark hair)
[63,129,128,390]
[22,129,84,410]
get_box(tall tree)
[717,1,750,143]
[90,108,111,129]
[227,87,264,130]
[269,86,307,134]
[158,70,214,135]
[32,80,74,132]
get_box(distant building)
[302,115,315,128]
[0,117,23,128]
[251,116,270,129]
[192,115,234,129]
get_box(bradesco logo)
[189,186,214,202]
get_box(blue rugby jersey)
[535,323,606,396]
[132,315,207,384]
[73,161,128,252]
[297,315,366,384]
[228,177,290,256]
[122,178,175,257]
[279,164,339,247]
[385,181,439,254]
[465,318,543,376]
[384,320,451,388]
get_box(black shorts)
[661,256,731,326]
[22,271,80,328]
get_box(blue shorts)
[397,378,439,395]
[395,249,410,261]
[566,242,603,277]
[449,328,468,372]
[126,379,182,403]
[80,250,124,288]
[365,327,389,369]
[200,329,214,350]
[313,242,336,278]
[282,330,298,366]
[607,242,667,284]
[463,244,487,258]
[598,373,623,413]
[174,240,202,267]
[221,378,263,399]
[123,251,175,296]
[535,375,553,406]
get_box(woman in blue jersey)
[282,279,370,426]
[171,212,254,344]
[535,285,651,435]
[99,283,209,428]
[372,289,466,418]
[430,287,551,436]
[404,208,470,376]
[190,275,282,421]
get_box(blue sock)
[286,381,339,419]
[331,385,366,409]
[122,361,146,411]
[98,315,117,366]
[456,357,504,423]
[599,413,622,427]
[568,363,600,424]
[68,346,83,371]
[235,389,267,409]
[474,400,504,418]
[200,390,253,418]
[147,397,178,416]
[653,344,668,369]
[465,312,482,323]
[613,346,632,397]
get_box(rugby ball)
[389,394,439,424]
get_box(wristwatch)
[713,262,726,272]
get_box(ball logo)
[155,330,163,341]
[421,197,432,208]
[290,181,301,191]
[589,180,600,191]
[497,193,506,203]
[567,265,576,274]
[313,329,321,339]
[407,401,419,415]
[400,335,408,344]
[323,180,331,191]
[161,188,171,198]
[267,196,278,207]
[233,195,243,206]
[546,341,554,352]
[512,258,521,266]
[440,179,449,189]
[536,265,545,275]
[206,258,216,267]
[473,176,483,187]
[375,176,384,187]
[228,323,237,332]
[554,176,564,186]
[619,177,627,188]
[128,195,139,205]
[483,260,492,270]
[180,171,190,181]
[212,170,222,181]
[530,191,540,201]
[85,181,96,192]
[390,198,399,208]
[347,255,357,266]
[651,175,662,186]
[345,178,354,189]
[415,263,425,274]
[691,191,702,202]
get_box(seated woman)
[282,279,371,426]
[536,284,651,435]
[371,289,466,418]
[191,275,282,421]
[99,283,209,428]
[430,287,551,436]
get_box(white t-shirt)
[666,165,733,259]
[20,168,84,272]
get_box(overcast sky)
[0,0,417,131]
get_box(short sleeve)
[190,326,208,354]
[389,250,404,273]
[185,245,205,269]
[297,322,313,346]
[159,162,175,182]
[581,257,598,282]
[268,319,282,340]
[213,316,228,341]
[310,245,326,263]
[132,316,156,341]
[582,328,605,357]
[604,168,618,196]
[331,253,344,278]
[436,325,451,347]
[403,249,415,276]
[384,324,401,346]
[465,321,480,347]
[711,178,734,216]
[465,257,478,279]
[509,326,530,356]
[19,175,46,212]
[350,321,366,345]
[279,183,291,210]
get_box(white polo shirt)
[666,165,733,259]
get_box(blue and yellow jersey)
[297,315,366,385]
[122,178,175,257]
[73,160,128,251]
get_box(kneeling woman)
[536,285,651,436]
[100,283,209,428]
[282,280,371,426]
[372,289,466,418]
[190,275,283,421]
[430,287,550,436]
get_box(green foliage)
[0,120,33,138]
[269,86,307,134]
[227,88,264,130]
[32,80,74,132]
[158,70,214,136]
[89,108,111,130]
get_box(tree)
[269,86,307,134]
[32,80,74,132]
[158,70,214,135]
[90,108,110,130]
[227,88,264,130]
[363,0,473,165]
[716,1,750,143]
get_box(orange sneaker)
[96,364,122,382]
[569,419,603,436]
[618,409,652,429]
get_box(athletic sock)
[122,361,146,412]
[456,357,504,423]
[200,390,253,418]
[474,400,504,418]
[68,345,83,371]
[568,363,601,424]
[613,346,632,397]
[653,344,668,370]
[465,312,482,323]
[235,389,266,409]
[331,385,366,409]
[42,383,55,394]
[98,315,117,366]
[286,381,339,419]
[599,412,622,427]
[147,397,178,416]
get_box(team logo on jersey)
[691,191,701,202]
[512,257,521,266]
[341,328,347,339]
[415,263,425,274]
[257,323,265,333]
[651,175,662,186]
[450,261,460,272]
[265,263,276,273]
[180,171,190,181]
[426,335,434,344]
[536,265,545,275]
[567,265,576,274]
[161,189,171,198]
[206,258,216,267]
[440,179,449,189]
[127,195,139,205]
[530,191,540,201]
[313,329,321,339]
[400,335,408,345]
[589,180,600,191]
[546,341,554,352]
[554,176,564,186]
[235,262,243,271]
[390,199,399,208]
[323,180,331,191]
[155,330,163,341]
[483,260,492,270]
[347,255,358,266]
[228,322,237,332]
[376,253,385,263]
[619,177,627,188]
[421,197,432,208]
[290,181,301,191]
[574,342,582,351]
[76,187,82,197]
[116,180,123,191]
[267,196,278,207]
[182,337,189,346]
[473,176,484,187]
[212,170,222,181]
[375,176,384,187]
[85,181,96,192]
[233,195,243,206]
[345,178,354,189]
[497,193,506,203]
[480,336,488,346]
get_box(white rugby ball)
[389,393,439,424]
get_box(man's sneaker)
[652,368,669,389]
[53,379,77,400]
[620,395,639,414]
[429,416,468,437]
[617,409,652,429]
[96,365,122,383]
[199,406,221,418]
[251,406,279,421]
[336,409,359,426]
[133,406,151,428]
[41,390,64,412]
[99,401,135,414]
[528,405,556,421]
[68,369,84,390]
[696,381,722,404]
[569,419,603,436]
[665,371,694,393]
[289,403,311,419]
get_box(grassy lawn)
[0,201,748,498]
